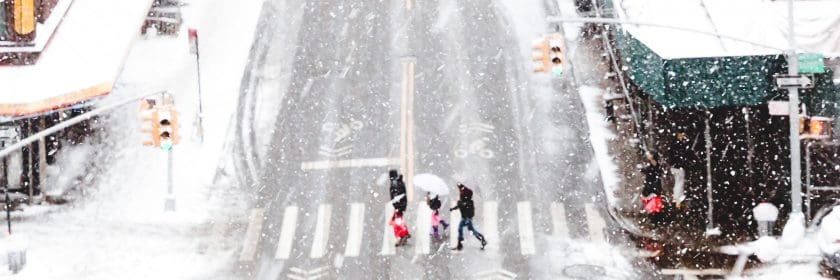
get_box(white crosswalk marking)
[239,208,265,262]
[550,202,569,238]
[380,204,396,256]
[450,209,459,246]
[274,206,299,260]
[517,201,536,255]
[415,202,431,255]
[310,204,332,258]
[585,203,607,243]
[483,201,499,250]
[344,203,365,257]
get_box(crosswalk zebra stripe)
[483,201,499,250]
[550,202,569,238]
[449,209,459,246]
[239,208,265,262]
[517,201,536,255]
[274,206,299,260]
[380,204,396,256]
[585,203,607,243]
[310,204,332,258]
[415,202,431,255]
[344,203,365,257]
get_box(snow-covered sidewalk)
[0,0,264,278]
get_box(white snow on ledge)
[615,0,840,59]
[579,86,621,206]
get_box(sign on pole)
[774,74,814,89]
[798,53,825,74]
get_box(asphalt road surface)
[230,0,643,279]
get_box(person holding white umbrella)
[413,173,451,241]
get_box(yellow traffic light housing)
[531,37,550,73]
[13,0,36,35]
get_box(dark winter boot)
[451,239,464,251]
[480,237,488,250]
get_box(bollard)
[753,202,779,237]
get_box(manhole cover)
[563,264,607,279]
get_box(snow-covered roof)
[614,0,840,59]
[0,0,154,117]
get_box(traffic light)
[800,116,833,140]
[531,37,549,73]
[157,107,179,151]
[547,35,564,77]
[13,0,36,35]
[140,102,160,147]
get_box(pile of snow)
[578,86,621,206]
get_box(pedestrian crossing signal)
[13,0,35,35]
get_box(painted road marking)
[380,204,396,256]
[483,201,499,250]
[399,59,417,202]
[239,208,265,262]
[300,157,399,170]
[450,209,459,247]
[310,204,332,258]
[274,206,299,260]
[405,0,412,10]
[551,202,569,238]
[415,202,431,255]
[517,201,536,255]
[344,203,365,257]
[585,203,607,243]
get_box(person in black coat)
[642,153,662,198]
[449,184,487,251]
[389,169,407,214]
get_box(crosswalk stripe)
[274,206,299,260]
[344,203,365,257]
[380,204,396,256]
[415,202,431,255]
[585,203,607,243]
[239,208,265,262]
[551,202,569,238]
[450,209,459,246]
[483,201,499,250]
[517,201,536,255]
[310,204,332,258]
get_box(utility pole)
[786,0,802,215]
[3,141,9,235]
[189,29,204,143]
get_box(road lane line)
[585,203,607,243]
[517,201,536,255]
[406,60,416,202]
[300,157,399,170]
[310,204,332,258]
[483,201,499,250]
[415,202,431,255]
[380,204,396,256]
[399,61,408,177]
[274,206,299,260]
[550,202,569,238]
[239,208,265,262]
[344,203,365,257]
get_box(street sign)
[798,53,825,74]
[0,127,18,140]
[774,74,814,89]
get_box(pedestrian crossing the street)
[242,201,610,261]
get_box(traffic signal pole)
[786,0,802,215]
[165,148,175,211]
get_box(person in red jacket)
[390,210,411,246]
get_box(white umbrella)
[413,173,450,196]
